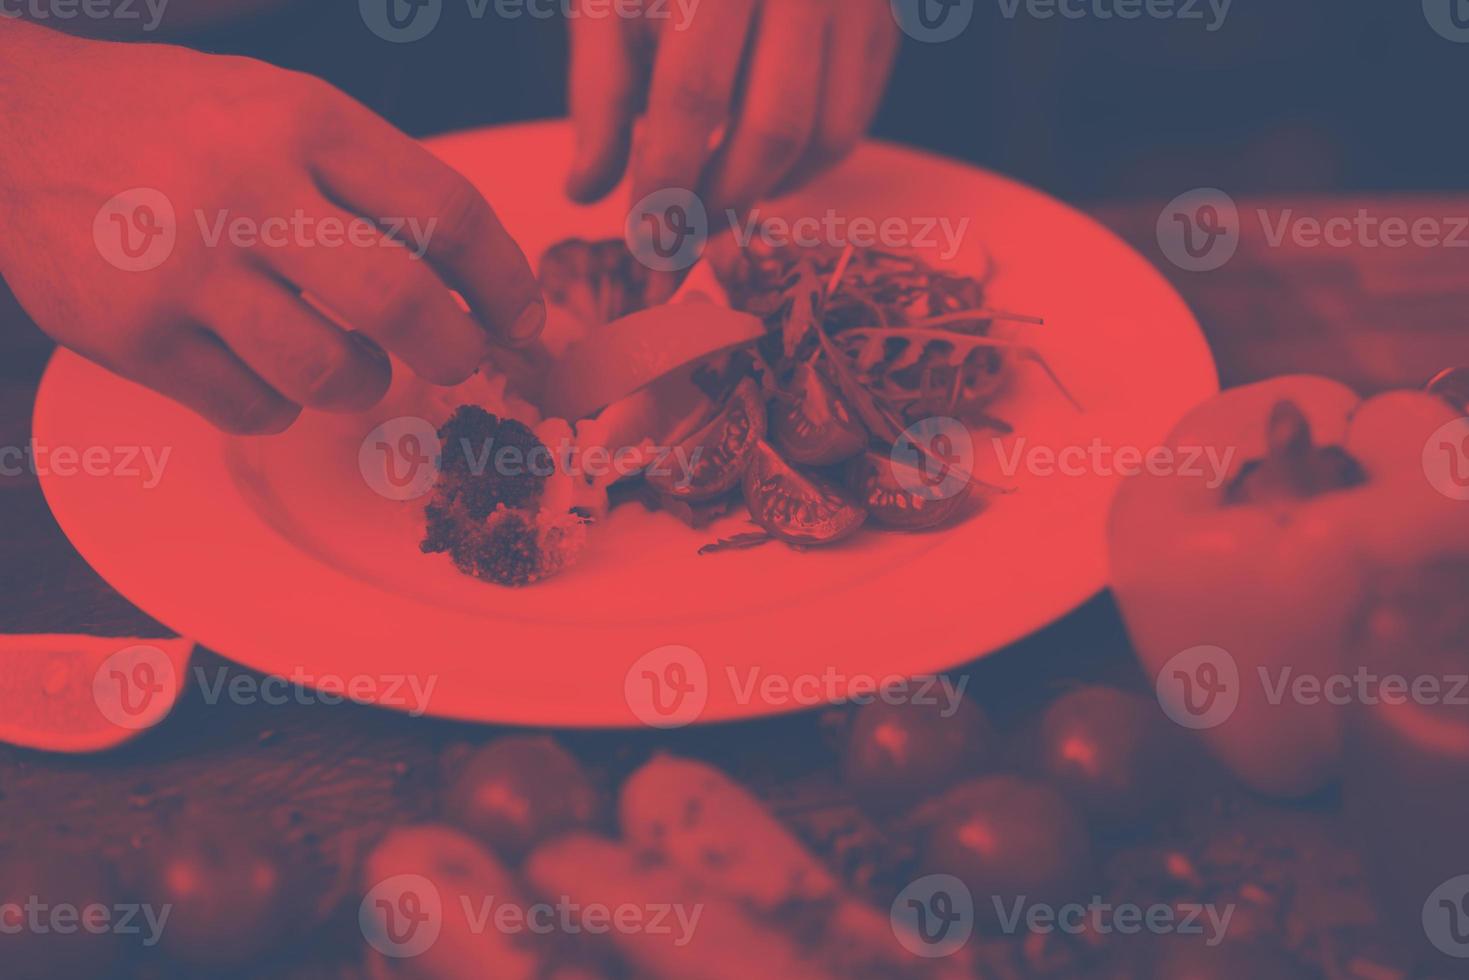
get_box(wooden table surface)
[1,196,1465,979]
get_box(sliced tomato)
[770,362,869,465]
[848,450,973,530]
[646,378,765,501]
[743,441,867,545]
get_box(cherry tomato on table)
[131,815,305,970]
[442,735,600,860]
[842,692,994,817]
[0,850,121,980]
[1038,685,1187,825]
[919,775,1093,929]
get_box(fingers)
[196,270,392,411]
[254,197,491,386]
[130,329,300,436]
[308,102,545,351]
[774,0,899,196]
[566,6,641,203]
[702,0,830,209]
[633,0,758,205]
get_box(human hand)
[0,22,543,434]
[564,0,899,210]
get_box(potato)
[619,754,837,910]
[525,833,833,980]
[360,824,542,980]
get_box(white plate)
[34,121,1217,727]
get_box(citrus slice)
[0,635,193,753]
[541,300,765,422]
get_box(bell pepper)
[1108,374,1469,797]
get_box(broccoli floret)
[470,512,542,586]
[421,505,543,587]
[434,405,548,514]
[421,407,556,586]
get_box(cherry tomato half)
[771,362,868,465]
[743,440,867,545]
[847,450,974,530]
[646,378,765,501]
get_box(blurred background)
[167,1,1469,205]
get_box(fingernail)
[508,300,546,347]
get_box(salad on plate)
[417,234,1076,587]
